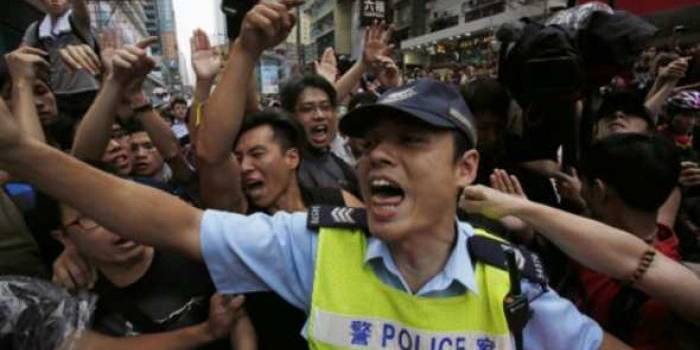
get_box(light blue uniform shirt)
[200,210,603,349]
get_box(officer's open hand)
[460,184,528,220]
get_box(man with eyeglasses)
[280,75,360,196]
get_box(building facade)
[395,0,566,73]
[90,0,181,91]
[305,0,353,59]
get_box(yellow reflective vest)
[307,226,515,350]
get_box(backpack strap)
[307,206,368,232]
[24,21,41,47]
[468,234,548,286]
[68,15,100,55]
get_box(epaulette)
[468,235,548,286]
[307,206,368,231]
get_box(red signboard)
[579,0,698,15]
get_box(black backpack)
[499,20,583,107]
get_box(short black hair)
[460,78,511,122]
[280,75,337,113]
[238,109,304,151]
[171,97,187,107]
[348,92,378,112]
[123,118,146,135]
[596,90,653,127]
[580,133,680,212]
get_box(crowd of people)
[1,0,700,349]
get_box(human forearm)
[11,79,46,143]
[71,79,122,159]
[246,74,261,114]
[645,80,677,118]
[198,157,247,213]
[0,137,203,260]
[194,79,214,104]
[197,41,257,164]
[73,323,216,350]
[516,200,700,323]
[138,108,180,160]
[514,201,643,279]
[138,108,194,183]
[186,80,214,146]
[641,253,700,325]
[334,60,367,103]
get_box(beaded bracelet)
[624,247,656,287]
[195,102,204,127]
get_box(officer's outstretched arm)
[461,185,700,326]
[0,99,204,261]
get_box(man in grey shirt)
[22,0,100,121]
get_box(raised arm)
[0,46,203,260]
[187,29,222,145]
[4,46,49,143]
[461,185,700,325]
[195,1,299,212]
[197,0,299,164]
[334,22,393,101]
[645,57,688,119]
[71,38,158,160]
[130,90,194,183]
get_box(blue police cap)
[339,79,477,146]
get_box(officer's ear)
[454,148,479,188]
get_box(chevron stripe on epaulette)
[468,235,548,286]
[307,206,368,231]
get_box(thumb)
[136,36,159,49]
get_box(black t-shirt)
[91,251,225,349]
[245,186,345,350]
[298,147,359,198]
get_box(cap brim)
[340,104,454,138]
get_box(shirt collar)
[39,10,73,39]
[363,220,479,295]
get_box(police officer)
[0,2,629,349]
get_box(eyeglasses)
[63,216,100,231]
[295,103,334,115]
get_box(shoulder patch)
[468,235,548,286]
[307,206,368,231]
